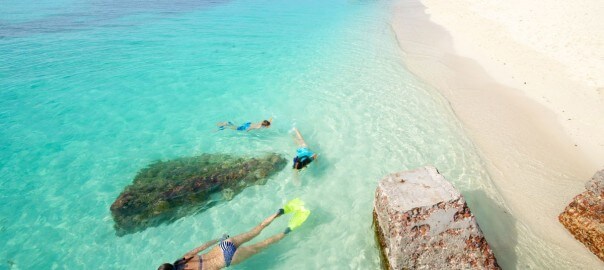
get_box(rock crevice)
[373,166,499,269]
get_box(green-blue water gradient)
[1,0,538,269]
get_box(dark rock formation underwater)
[110,153,287,236]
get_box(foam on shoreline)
[391,0,604,267]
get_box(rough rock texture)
[559,169,604,261]
[373,166,500,269]
[111,153,286,235]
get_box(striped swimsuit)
[219,240,237,267]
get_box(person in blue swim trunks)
[292,127,318,170]
[216,118,272,132]
[157,209,290,270]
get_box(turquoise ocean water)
[0,0,575,269]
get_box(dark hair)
[262,120,271,127]
[158,263,174,270]
[293,156,312,170]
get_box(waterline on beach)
[1,0,532,268]
[391,0,604,268]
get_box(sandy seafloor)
[1,0,603,269]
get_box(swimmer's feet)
[217,121,235,127]
[216,121,235,131]
[287,207,310,231]
[278,198,310,234]
[282,212,309,235]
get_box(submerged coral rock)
[559,170,604,261]
[373,166,500,269]
[110,153,286,235]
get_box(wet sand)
[391,0,604,267]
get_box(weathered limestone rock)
[111,153,287,235]
[373,166,500,269]
[559,169,604,261]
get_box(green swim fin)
[283,198,305,214]
[288,208,310,231]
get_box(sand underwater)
[1,0,596,268]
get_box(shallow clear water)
[0,0,557,269]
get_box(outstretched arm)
[183,238,219,257]
[292,128,307,147]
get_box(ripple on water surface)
[0,0,570,269]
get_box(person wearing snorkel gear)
[157,209,287,270]
[292,128,318,170]
[157,199,310,270]
[216,118,272,132]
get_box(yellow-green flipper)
[288,207,310,230]
[282,198,310,234]
[283,198,305,214]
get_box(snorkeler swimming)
[157,199,310,270]
[291,128,318,170]
[217,118,272,132]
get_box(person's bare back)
[216,118,272,132]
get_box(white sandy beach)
[392,0,604,268]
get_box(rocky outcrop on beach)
[373,166,500,269]
[559,169,604,261]
[110,153,287,235]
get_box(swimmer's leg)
[217,121,236,130]
[230,212,280,247]
[229,233,286,266]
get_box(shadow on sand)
[464,189,519,269]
